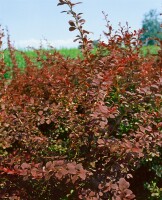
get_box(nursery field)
[1,45,160,69]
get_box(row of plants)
[1,45,160,70]
[0,0,162,199]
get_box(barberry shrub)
[0,1,162,199]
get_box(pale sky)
[0,0,162,49]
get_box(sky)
[0,0,162,49]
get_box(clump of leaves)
[0,1,161,199]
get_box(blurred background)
[0,0,162,49]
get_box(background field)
[1,45,160,70]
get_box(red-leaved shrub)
[0,1,161,199]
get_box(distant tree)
[140,9,162,45]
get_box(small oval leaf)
[69,27,76,31]
[69,20,75,27]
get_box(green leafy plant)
[145,181,162,199]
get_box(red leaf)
[139,126,145,133]
[67,163,76,174]
[73,38,80,42]
[68,168,77,175]
[82,30,89,34]
[55,160,64,166]
[158,122,162,127]
[60,168,68,176]
[60,11,67,13]
[97,139,104,145]
[99,104,108,114]
[20,169,28,176]
[8,170,16,175]
[125,189,134,196]
[78,170,86,180]
[57,2,66,6]
[73,2,82,5]
[38,110,43,116]
[79,19,85,24]
[46,119,51,124]
[150,84,158,90]
[109,26,112,31]
[55,171,63,179]
[30,98,34,104]
[69,27,76,31]
[31,168,37,177]
[75,163,83,170]
[132,147,141,153]
[117,67,124,73]
[99,192,103,196]
[118,178,130,190]
[111,183,118,190]
[71,174,78,183]
[40,117,45,124]
[109,114,115,118]
[21,163,31,169]
[46,161,53,169]
[69,20,75,27]
[89,191,95,197]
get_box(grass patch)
[58,47,82,58]
[1,45,159,69]
[141,45,160,56]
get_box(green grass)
[140,45,160,56]
[1,45,160,70]
[1,48,82,68]
[58,48,82,58]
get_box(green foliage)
[58,47,82,58]
[140,9,162,45]
[141,45,160,56]
[144,181,162,199]
[1,46,159,70]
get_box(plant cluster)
[0,1,162,199]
